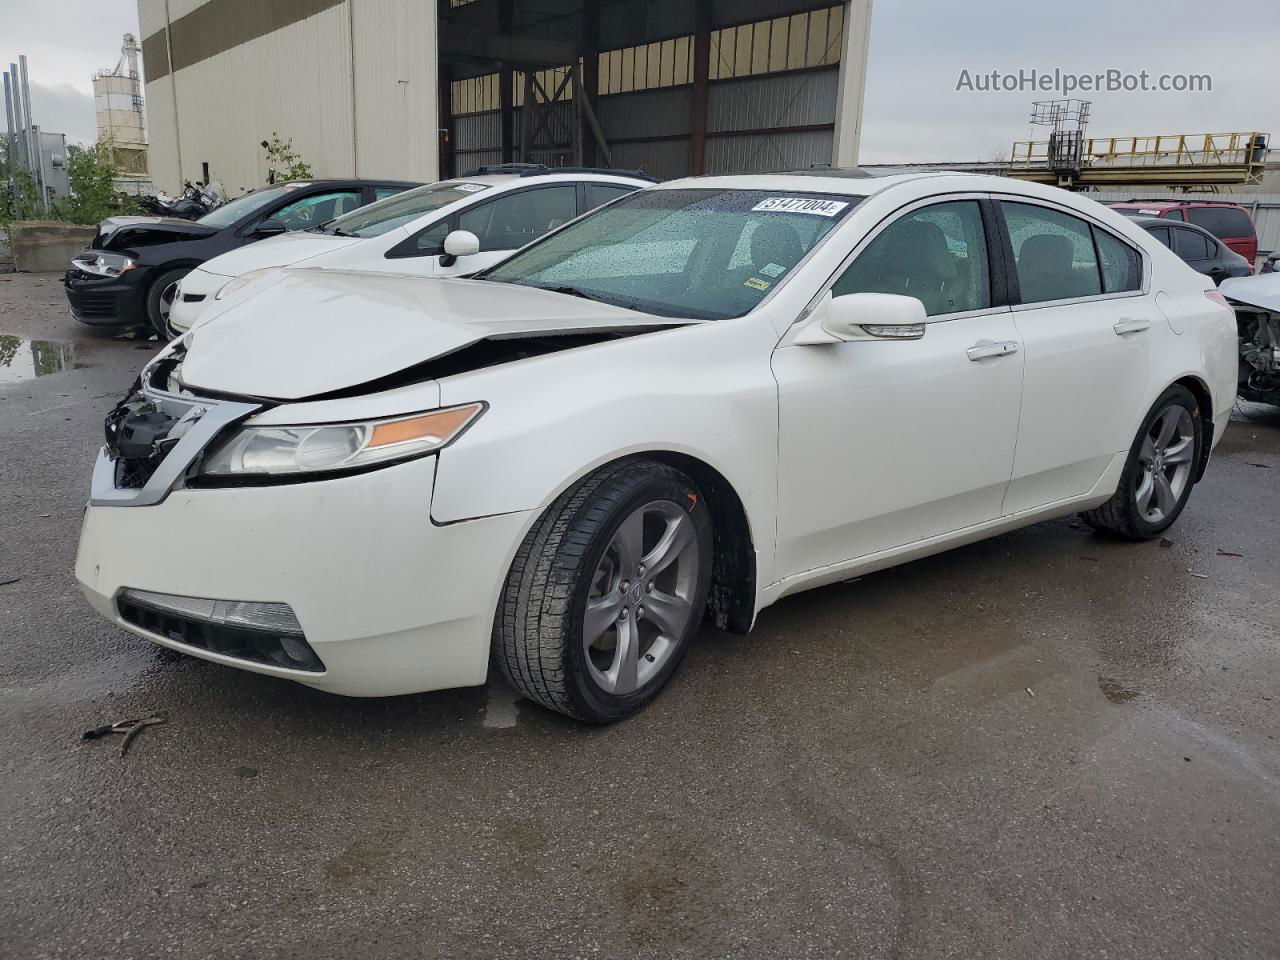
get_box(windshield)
[197,182,314,228]
[320,181,491,238]
[481,188,860,320]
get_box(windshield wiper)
[542,285,598,301]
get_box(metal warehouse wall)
[450,2,862,180]
[138,0,438,194]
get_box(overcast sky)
[2,0,1277,162]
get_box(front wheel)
[146,268,190,339]
[493,460,713,723]
[1081,384,1203,540]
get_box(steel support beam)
[689,0,711,176]
[440,26,577,71]
[832,0,874,168]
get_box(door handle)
[966,340,1019,361]
[1113,318,1151,335]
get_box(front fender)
[429,316,781,582]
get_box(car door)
[771,197,1025,577]
[376,184,581,279]
[450,184,579,275]
[996,198,1154,515]
[268,189,363,233]
[1169,225,1218,280]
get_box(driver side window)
[271,190,361,231]
[832,200,991,316]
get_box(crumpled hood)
[1222,272,1280,313]
[180,270,693,400]
[95,215,216,249]
[198,232,362,278]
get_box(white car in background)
[78,171,1237,723]
[167,164,654,335]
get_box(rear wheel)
[493,459,713,723]
[1081,384,1202,540]
[146,267,190,339]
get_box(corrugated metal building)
[137,0,872,193]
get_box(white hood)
[199,232,363,278]
[1222,272,1280,313]
[180,270,691,400]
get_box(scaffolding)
[1011,126,1269,189]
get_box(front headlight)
[215,267,279,300]
[73,252,136,278]
[198,403,484,478]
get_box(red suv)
[1111,201,1258,264]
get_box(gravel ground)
[2,271,1279,959]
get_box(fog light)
[117,589,323,672]
[121,589,303,634]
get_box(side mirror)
[795,292,928,345]
[439,229,481,268]
[253,218,287,238]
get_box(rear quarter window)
[1187,207,1254,239]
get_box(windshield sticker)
[1137,208,1162,215]
[759,262,787,278]
[455,183,488,193]
[744,277,771,291]
[752,197,849,217]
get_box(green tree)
[54,142,141,224]
[261,132,313,183]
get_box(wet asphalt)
[1,271,1278,959]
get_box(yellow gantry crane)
[1006,100,1268,190]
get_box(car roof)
[1131,216,1215,235]
[653,170,954,197]
[452,171,655,188]
[242,178,420,193]
[1112,199,1247,210]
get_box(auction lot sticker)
[753,197,849,217]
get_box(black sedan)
[1129,216,1252,284]
[64,178,417,334]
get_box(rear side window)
[1187,206,1253,239]
[584,183,637,212]
[1145,226,1172,249]
[1173,227,1213,260]
[1002,202,1102,304]
[833,200,990,316]
[1165,209,1185,221]
[1093,228,1142,293]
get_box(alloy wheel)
[1134,404,1195,524]
[158,280,179,336]
[582,500,701,696]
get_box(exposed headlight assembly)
[73,252,136,278]
[198,403,484,479]
[215,267,280,300]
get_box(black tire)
[145,267,190,339]
[493,459,713,723]
[1081,384,1203,540]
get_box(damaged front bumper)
[76,353,532,697]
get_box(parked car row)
[1109,200,1259,262]
[64,178,418,334]
[73,168,1239,723]
[63,165,656,338]
[167,165,655,334]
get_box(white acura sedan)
[76,171,1237,722]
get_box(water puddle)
[0,334,74,385]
